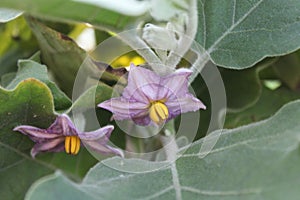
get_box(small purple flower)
[98,64,206,126]
[13,114,123,158]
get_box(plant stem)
[160,134,178,161]
[166,0,198,69]
[160,120,178,161]
[188,51,210,84]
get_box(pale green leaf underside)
[27,100,300,200]
[0,8,22,23]
[0,0,145,31]
[6,59,71,111]
[197,0,300,69]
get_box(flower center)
[65,136,80,155]
[149,101,169,124]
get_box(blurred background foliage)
[1,14,300,151]
[1,13,300,153]
[0,2,300,199]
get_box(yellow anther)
[131,56,145,65]
[117,55,130,66]
[149,105,160,124]
[65,136,80,155]
[149,101,169,124]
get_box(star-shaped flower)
[98,64,206,126]
[14,114,123,158]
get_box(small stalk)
[160,120,178,161]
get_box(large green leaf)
[26,18,128,98]
[221,67,261,111]
[0,79,56,200]
[6,59,71,111]
[221,58,278,111]
[189,59,274,139]
[272,49,300,91]
[0,79,96,200]
[225,86,300,128]
[26,100,300,200]
[26,17,87,96]
[71,82,113,112]
[196,0,300,69]
[0,0,148,31]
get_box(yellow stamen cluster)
[65,136,80,155]
[149,101,169,124]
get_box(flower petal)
[30,137,65,157]
[84,141,124,157]
[78,125,114,141]
[79,125,123,157]
[47,114,78,136]
[160,68,192,100]
[98,97,148,121]
[165,94,206,119]
[122,64,161,102]
[13,125,61,142]
[132,115,151,126]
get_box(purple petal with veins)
[100,98,148,121]
[14,115,123,158]
[13,126,61,143]
[79,125,124,157]
[166,94,206,119]
[98,64,206,126]
[31,138,65,158]
[47,114,78,136]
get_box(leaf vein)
[0,140,56,171]
[232,0,237,25]
[207,0,264,54]
[181,186,261,196]
[139,186,173,200]
[0,158,25,172]
[180,129,294,158]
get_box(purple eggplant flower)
[13,114,123,158]
[98,64,206,126]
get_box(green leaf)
[222,58,278,111]
[221,67,261,111]
[0,17,38,76]
[189,59,275,139]
[0,0,148,31]
[26,100,300,200]
[6,59,71,111]
[0,8,22,23]
[1,72,16,87]
[27,18,126,95]
[0,79,96,200]
[150,0,188,21]
[196,0,300,69]
[225,86,300,128]
[26,17,87,96]
[272,50,300,91]
[71,82,113,112]
[0,79,56,200]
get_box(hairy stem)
[166,0,198,69]
[160,120,178,161]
